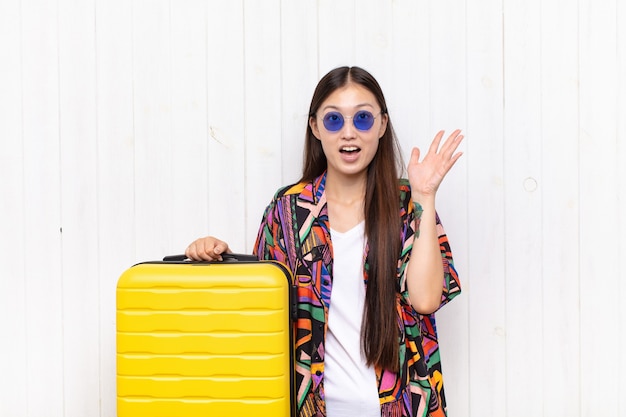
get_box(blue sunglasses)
[321,110,382,132]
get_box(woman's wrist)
[412,194,436,210]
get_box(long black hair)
[301,66,404,372]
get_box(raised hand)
[407,129,464,202]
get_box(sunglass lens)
[322,112,344,131]
[353,110,375,131]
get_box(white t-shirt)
[325,221,380,417]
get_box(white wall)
[0,0,624,416]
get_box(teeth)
[341,146,359,152]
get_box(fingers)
[428,130,445,154]
[442,129,464,155]
[442,132,464,166]
[427,130,464,166]
[185,236,230,261]
[409,147,421,166]
[432,129,461,153]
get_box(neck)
[324,170,367,205]
[324,170,366,233]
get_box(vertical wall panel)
[388,0,429,148]
[354,0,393,83]
[20,0,64,415]
[0,1,27,416]
[466,0,507,415]
[169,1,209,253]
[578,0,620,415]
[95,0,135,415]
[205,0,246,250]
[502,1,543,416]
[58,0,100,415]
[243,0,283,251]
[280,0,318,185]
[317,0,356,71]
[618,2,626,413]
[132,0,172,261]
[429,0,467,132]
[540,1,581,416]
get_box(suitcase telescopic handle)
[162,253,258,262]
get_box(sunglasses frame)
[320,110,382,132]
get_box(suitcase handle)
[162,253,258,262]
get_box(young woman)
[185,66,463,417]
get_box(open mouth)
[340,146,360,154]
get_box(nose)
[340,117,357,139]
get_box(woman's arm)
[405,197,445,314]
[405,130,463,313]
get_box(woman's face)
[309,83,388,180]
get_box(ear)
[378,113,389,138]
[309,116,322,140]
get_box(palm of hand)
[407,130,464,199]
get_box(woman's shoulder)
[271,174,323,202]
[272,181,307,199]
[265,180,313,208]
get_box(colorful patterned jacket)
[253,172,461,417]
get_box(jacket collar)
[297,171,327,205]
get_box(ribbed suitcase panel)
[118,397,290,417]
[116,261,294,417]
[117,353,287,376]
[118,309,286,332]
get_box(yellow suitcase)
[116,254,296,417]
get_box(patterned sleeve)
[420,208,460,412]
[398,185,461,413]
[433,209,461,308]
[397,194,461,309]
